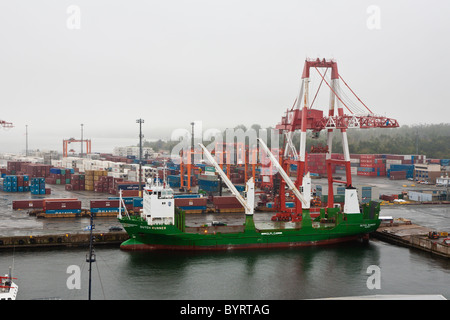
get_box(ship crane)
[198,143,255,217]
[274,58,399,218]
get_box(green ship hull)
[119,201,381,251]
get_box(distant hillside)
[325,123,450,159]
[143,123,450,160]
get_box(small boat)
[0,268,18,300]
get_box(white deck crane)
[257,138,311,209]
[198,143,255,216]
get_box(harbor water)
[1,185,450,300]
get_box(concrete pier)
[374,221,450,258]
[0,231,129,250]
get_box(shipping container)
[175,198,207,207]
[44,200,81,210]
[12,199,45,210]
[90,200,120,208]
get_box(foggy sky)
[1,0,449,153]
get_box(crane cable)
[314,67,354,115]
[310,67,328,109]
[339,74,374,114]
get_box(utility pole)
[25,125,28,157]
[190,122,195,192]
[86,213,96,300]
[190,122,195,164]
[137,119,144,196]
[81,124,84,158]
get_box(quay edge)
[0,232,129,250]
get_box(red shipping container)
[121,190,140,197]
[90,200,120,208]
[12,199,45,210]
[175,198,207,207]
[44,200,81,210]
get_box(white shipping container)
[386,159,402,165]
[408,191,432,202]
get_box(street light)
[190,122,195,164]
[25,125,28,157]
[137,119,144,196]
[81,124,84,158]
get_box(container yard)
[2,139,450,255]
[0,53,449,301]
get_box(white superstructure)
[0,270,18,300]
[140,177,175,225]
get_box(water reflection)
[122,241,381,299]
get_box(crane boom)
[257,138,309,208]
[198,143,254,215]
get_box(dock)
[0,232,129,250]
[374,221,450,258]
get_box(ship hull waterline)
[119,234,370,251]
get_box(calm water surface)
[1,238,450,300]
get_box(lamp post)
[137,119,144,196]
[25,125,28,157]
[81,124,84,158]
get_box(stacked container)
[6,161,26,175]
[30,177,46,194]
[94,175,123,193]
[66,173,86,191]
[44,199,82,214]
[84,170,107,191]
[357,154,386,177]
[387,164,414,180]
[23,163,52,178]
[107,196,141,211]
[46,168,75,185]
[212,196,243,212]
[307,153,327,175]
[2,175,30,192]
[174,197,207,213]
[198,176,219,193]
[90,199,121,214]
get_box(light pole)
[25,125,28,157]
[81,124,84,158]
[190,122,195,164]
[137,119,144,196]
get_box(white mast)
[198,143,254,215]
[257,138,310,208]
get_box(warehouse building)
[414,164,441,184]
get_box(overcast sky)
[0,0,449,153]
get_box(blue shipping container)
[45,209,82,214]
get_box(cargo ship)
[118,141,381,251]
[118,59,394,251]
